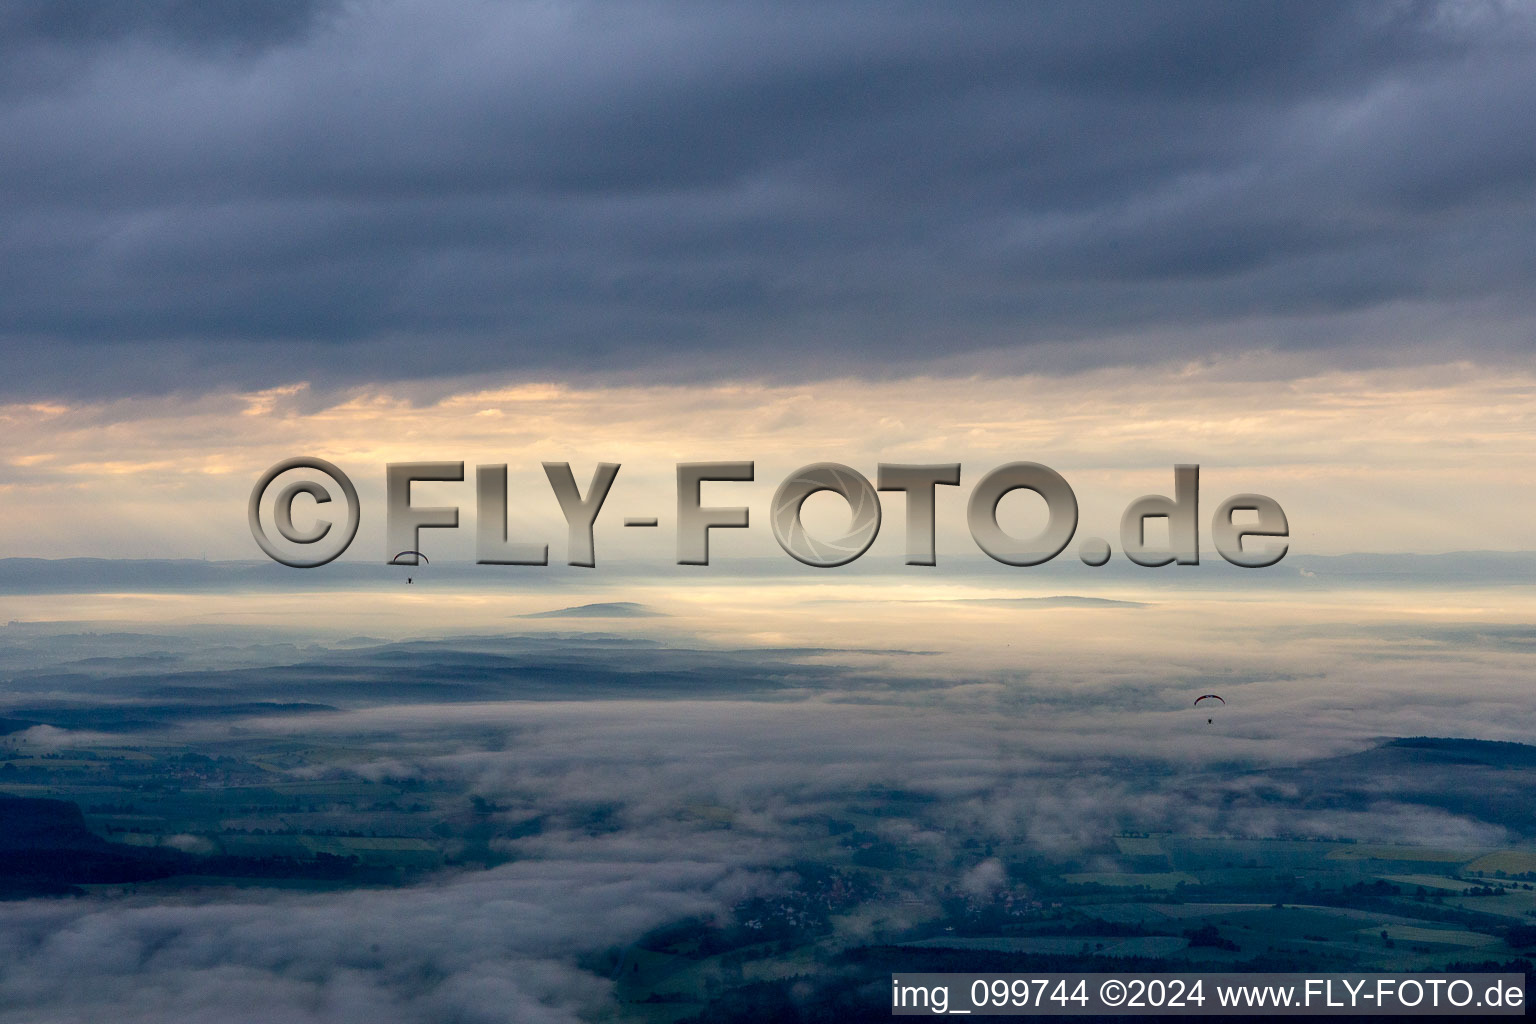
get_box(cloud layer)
[0,856,755,1024]
[2,1,1534,396]
[4,612,1534,1019]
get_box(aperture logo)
[248,459,1289,570]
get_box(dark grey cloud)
[0,0,332,52]
[0,0,338,99]
[1,0,1533,397]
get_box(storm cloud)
[2,0,1534,397]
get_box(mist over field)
[0,567,1532,1020]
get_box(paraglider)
[389,550,428,584]
[1194,693,1224,724]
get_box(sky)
[2,362,1536,560]
[1,1,1534,562]
[2,10,1535,1015]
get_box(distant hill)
[0,793,187,896]
[2,703,338,733]
[0,794,106,852]
[0,792,387,898]
[518,601,666,619]
[1,551,1535,593]
[1257,737,1536,837]
[1385,736,1536,768]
